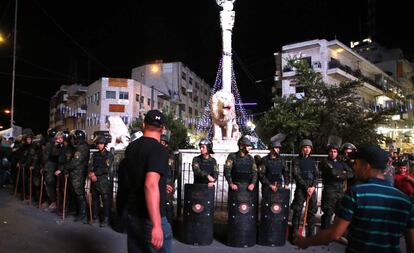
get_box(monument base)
[212,139,238,153]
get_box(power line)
[31,0,112,73]
[0,71,71,82]
[16,56,74,79]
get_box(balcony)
[327,59,387,96]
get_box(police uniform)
[224,151,257,186]
[320,156,353,229]
[89,146,113,226]
[192,155,218,184]
[258,154,289,189]
[291,153,318,237]
[43,140,62,204]
[165,151,177,223]
[20,134,41,201]
[66,130,89,222]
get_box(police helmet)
[341,143,356,153]
[95,136,107,145]
[269,140,282,149]
[238,136,253,147]
[62,130,71,142]
[72,130,86,141]
[160,134,169,143]
[199,138,214,154]
[48,128,57,138]
[300,139,313,148]
[22,128,34,138]
[327,144,340,151]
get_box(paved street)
[0,188,345,253]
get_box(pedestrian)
[394,161,414,199]
[123,109,172,253]
[294,144,414,253]
[290,139,319,238]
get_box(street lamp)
[4,109,11,114]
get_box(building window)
[189,107,192,115]
[96,92,100,105]
[195,82,199,89]
[147,98,151,106]
[189,77,193,85]
[182,72,186,80]
[140,96,144,104]
[181,86,187,96]
[195,110,198,117]
[119,91,129,99]
[136,94,140,102]
[106,90,116,99]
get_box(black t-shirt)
[125,136,168,218]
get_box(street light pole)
[10,0,18,137]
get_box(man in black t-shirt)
[123,110,172,253]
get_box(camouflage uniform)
[165,152,177,223]
[20,141,42,201]
[258,153,289,189]
[88,148,113,224]
[66,139,89,222]
[320,157,353,229]
[192,155,218,184]
[224,151,258,186]
[43,141,63,203]
[291,155,319,237]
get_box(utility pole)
[10,0,18,137]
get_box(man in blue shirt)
[295,144,414,253]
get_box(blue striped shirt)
[336,178,414,253]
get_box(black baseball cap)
[144,110,166,128]
[349,144,390,170]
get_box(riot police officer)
[160,133,177,223]
[291,139,318,238]
[340,142,357,188]
[258,139,289,192]
[88,136,113,227]
[192,138,218,187]
[42,130,64,211]
[320,144,353,229]
[20,128,41,203]
[65,130,89,223]
[224,136,257,191]
[224,136,258,247]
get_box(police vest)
[194,155,216,184]
[324,160,347,190]
[231,153,254,183]
[298,156,316,182]
[263,155,284,184]
[92,150,110,176]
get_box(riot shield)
[182,183,215,245]
[258,187,290,246]
[227,183,258,247]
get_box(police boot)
[306,220,316,237]
[320,213,332,230]
[100,194,110,227]
[92,192,99,221]
[290,211,301,240]
[74,195,88,224]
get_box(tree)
[129,111,192,151]
[257,59,392,153]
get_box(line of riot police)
[9,127,114,228]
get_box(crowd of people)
[1,109,414,253]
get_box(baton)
[56,173,60,214]
[87,179,93,224]
[22,164,26,201]
[62,174,68,222]
[14,163,21,197]
[29,168,33,205]
[39,169,44,208]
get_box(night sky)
[0,0,413,134]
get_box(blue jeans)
[127,215,172,253]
